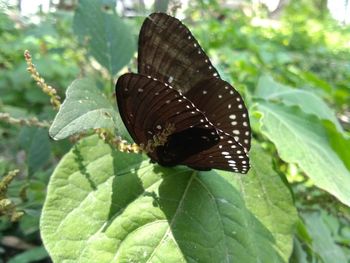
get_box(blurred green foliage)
[0,0,350,262]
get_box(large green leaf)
[41,136,296,262]
[73,0,136,75]
[49,78,117,140]
[228,145,297,261]
[257,102,350,206]
[255,75,342,131]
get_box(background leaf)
[302,213,348,263]
[73,0,136,76]
[7,246,48,263]
[256,102,350,206]
[324,121,350,171]
[19,127,51,175]
[49,78,117,140]
[255,75,342,131]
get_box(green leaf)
[73,0,136,75]
[256,102,350,207]
[302,212,347,263]
[289,239,309,263]
[255,75,342,131]
[41,136,296,262]
[301,71,332,94]
[49,78,117,140]
[19,127,51,175]
[7,246,48,263]
[324,121,350,171]
[229,144,298,261]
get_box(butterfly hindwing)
[182,131,250,173]
[185,77,251,152]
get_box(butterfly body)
[116,13,251,174]
[156,127,219,166]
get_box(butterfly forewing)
[138,12,219,94]
[116,73,219,164]
[138,12,251,152]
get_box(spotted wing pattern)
[116,73,250,173]
[138,12,251,152]
[185,77,251,151]
[116,73,219,164]
[117,12,252,174]
[183,131,250,173]
[138,12,219,94]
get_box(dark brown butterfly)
[116,12,251,173]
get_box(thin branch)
[0,112,50,128]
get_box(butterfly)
[116,12,251,173]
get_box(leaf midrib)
[145,172,196,263]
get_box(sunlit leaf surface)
[41,136,296,262]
